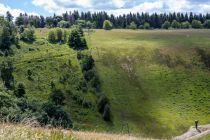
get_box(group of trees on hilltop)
[3,11,210,29]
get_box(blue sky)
[0,0,210,18]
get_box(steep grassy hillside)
[0,29,209,139]
[88,29,210,138]
[0,28,109,131]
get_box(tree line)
[2,11,210,29]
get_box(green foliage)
[162,21,171,29]
[50,89,65,105]
[80,55,94,72]
[48,30,56,43]
[103,20,113,30]
[58,20,70,28]
[203,20,210,29]
[86,21,96,29]
[128,22,137,30]
[18,25,24,34]
[68,28,87,50]
[15,16,24,26]
[42,102,72,128]
[97,95,109,114]
[6,11,13,22]
[171,20,181,29]
[20,28,35,42]
[14,83,26,98]
[0,61,14,89]
[191,20,202,29]
[103,104,111,121]
[0,26,11,50]
[143,22,150,29]
[0,91,14,108]
[181,21,190,29]
[56,28,63,42]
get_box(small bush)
[143,22,150,29]
[103,20,113,30]
[68,28,87,50]
[0,61,14,89]
[20,28,35,42]
[48,30,56,43]
[192,20,202,29]
[50,89,65,105]
[103,104,111,121]
[56,28,63,42]
[97,95,109,113]
[204,20,210,29]
[84,69,96,81]
[128,22,137,30]
[0,91,14,108]
[80,55,94,71]
[181,21,190,29]
[162,21,171,29]
[171,20,181,29]
[42,102,72,128]
[14,83,26,98]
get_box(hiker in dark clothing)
[195,120,199,129]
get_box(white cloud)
[0,3,38,19]
[31,0,210,15]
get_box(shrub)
[181,21,190,29]
[56,28,63,42]
[50,89,65,105]
[0,61,14,89]
[68,28,87,50]
[27,69,33,80]
[143,22,150,29]
[103,104,111,121]
[84,69,96,81]
[58,20,70,28]
[90,75,101,90]
[14,83,26,98]
[48,30,56,43]
[191,20,202,29]
[103,20,113,30]
[18,25,24,34]
[97,95,109,113]
[0,91,14,108]
[0,26,11,50]
[162,21,171,29]
[20,28,35,42]
[42,102,72,128]
[128,22,137,30]
[204,20,210,29]
[80,55,94,71]
[171,20,181,29]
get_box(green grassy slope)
[88,29,210,138]
[0,28,108,131]
[1,29,209,139]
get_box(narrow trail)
[173,124,210,140]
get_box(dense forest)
[4,11,210,29]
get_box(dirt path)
[173,124,210,140]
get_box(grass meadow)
[88,29,210,138]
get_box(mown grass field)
[88,29,210,138]
[1,29,209,139]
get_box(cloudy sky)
[0,0,210,18]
